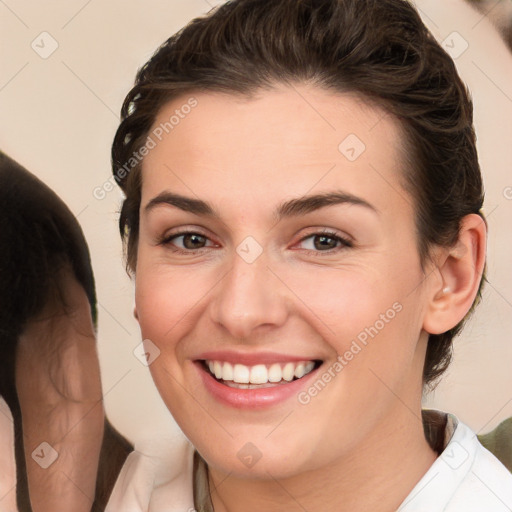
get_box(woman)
[107,0,512,510]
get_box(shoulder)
[105,433,195,512]
[445,416,512,511]
[400,411,512,512]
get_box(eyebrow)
[144,190,378,221]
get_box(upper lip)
[194,350,323,366]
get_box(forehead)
[140,84,409,219]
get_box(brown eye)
[297,231,352,252]
[181,233,207,249]
[313,235,338,251]
[159,231,214,252]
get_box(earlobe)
[423,213,486,335]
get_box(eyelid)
[297,227,354,244]
[160,225,212,240]
[293,228,354,253]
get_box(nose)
[208,249,289,340]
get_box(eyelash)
[158,229,353,256]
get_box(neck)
[208,404,437,512]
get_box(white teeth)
[205,359,318,385]
[250,364,268,384]
[294,363,306,379]
[233,364,250,384]
[214,361,223,379]
[282,362,295,382]
[268,363,282,383]
[222,362,234,381]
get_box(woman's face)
[135,84,435,478]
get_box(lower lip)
[195,361,321,409]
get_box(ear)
[423,213,486,335]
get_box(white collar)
[106,411,512,512]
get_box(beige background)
[0,0,511,444]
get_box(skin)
[134,84,486,512]
[16,268,104,512]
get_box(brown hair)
[111,0,486,387]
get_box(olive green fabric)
[193,451,214,512]
[478,417,512,473]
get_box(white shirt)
[105,411,512,512]
[398,413,512,511]
[2,401,510,511]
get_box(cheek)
[134,265,186,346]
[282,258,425,372]
[278,263,399,338]
[134,268,198,403]
[134,261,216,352]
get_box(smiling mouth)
[202,359,322,389]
